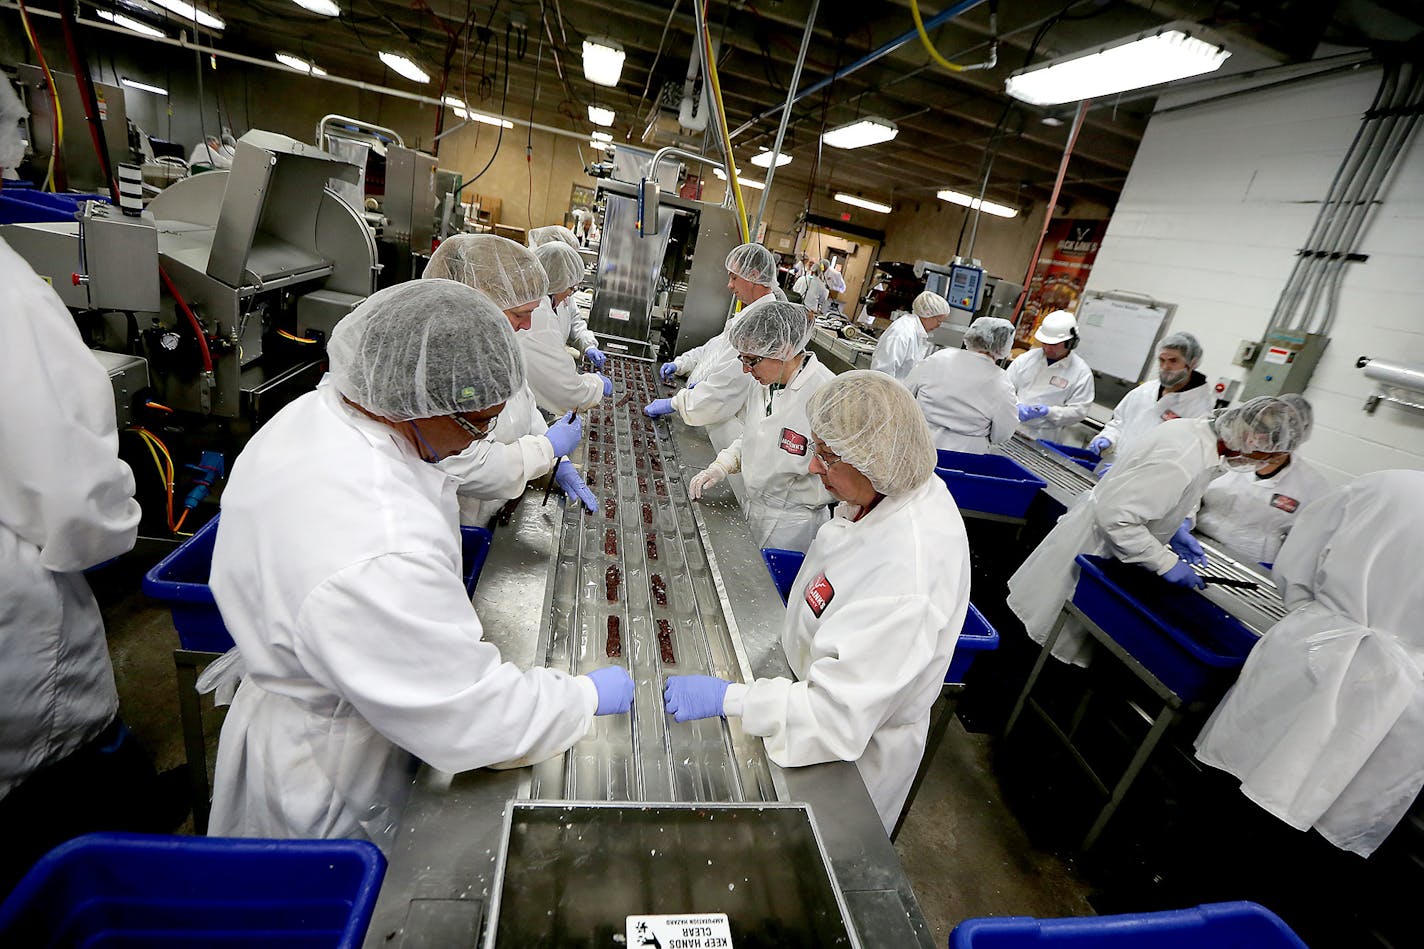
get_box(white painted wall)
[1083,63,1424,485]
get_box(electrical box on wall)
[1233,339,1259,368]
[1240,331,1329,400]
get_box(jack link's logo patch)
[805,571,835,618]
[780,428,809,456]
[1270,493,1300,514]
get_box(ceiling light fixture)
[291,0,342,15]
[379,52,430,84]
[96,11,166,38]
[712,167,765,190]
[275,53,326,76]
[587,105,615,127]
[750,148,793,168]
[148,0,225,31]
[121,78,168,96]
[582,38,626,88]
[442,98,514,128]
[590,131,613,143]
[1006,23,1230,106]
[1040,115,1065,127]
[936,188,1019,219]
[833,193,892,214]
[821,117,898,150]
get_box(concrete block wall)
[1083,64,1424,485]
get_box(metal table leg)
[891,682,965,842]
[1004,608,1070,739]
[1082,702,1179,850]
[174,648,224,835]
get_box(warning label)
[626,913,733,948]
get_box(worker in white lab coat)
[1007,397,1306,667]
[870,291,952,382]
[1195,469,1424,858]
[423,235,593,523]
[1006,309,1096,443]
[646,243,775,451]
[823,262,847,296]
[522,242,610,414]
[526,226,604,368]
[686,302,835,552]
[793,260,831,314]
[1194,394,1329,565]
[1090,331,1214,460]
[664,371,970,833]
[906,317,1020,454]
[208,280,634,847]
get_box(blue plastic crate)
[761,547,807,605]
[144,516,495,652]
[950,900,1308,948]
[0,190,110,225]
[1072,555,1259,703]
[934,450,1047,518]
[1037,439,1100,473]
[0,832,386,948]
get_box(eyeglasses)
[811,444,842,469]
[737,353,766,370]
[452,413,499,439]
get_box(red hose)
[160,267,214,373]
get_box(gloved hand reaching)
[663,675,731,722]
[1169,519,1206,567]
[1088,436,1111,455]
[584,346,607,369]
[688,462,729,500]
[599,374,613,397]
[586,666,634,715]
[659,362,679,383]
[1017,403,1050,422]
[545,412,583,457]
[555,460,599,514]
[1163,561,1205,590]
[644,398,675,418]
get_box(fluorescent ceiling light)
[121,77,168,95]
[96,10,166,37]
[275,53,326,76]
[380,52,430,83]
[587,105,615,127]
[1006,24,1230,106]
[834,193,891,214]
[822,117,898,150]
[582,38,626,87]
[936,188,1019,219]
[750,148,793,168]
[442,95,467,110]
[148,0,225,31]
[589,139,614,150]
[712,167,765,190]
[442,98,514,128]
[590,131,613,143]
[291,0,342,14]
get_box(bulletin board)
[1074,291,1178,383]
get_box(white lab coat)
[906,348,1019,454]
[1005,348,1096,442]
[208,382,596,847]
[1195,458,1329,565]
[712,355,836,553]
[1195,470,1424,858]
[870,315,931,382]
[793,274,829,314]
[723,475,971,833]
[552,295,598,353]
[1099,374,1214,460]
[439,381,553,528]
[0,237,140,800]
[671,294,778,452]
[522,298,603,415]
[1006,418,1225,666]
[823,268,847,294]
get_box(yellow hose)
[700,1,749,242]
[911,0,973,73]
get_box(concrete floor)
[92,546,1094,947]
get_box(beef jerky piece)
[605,498,617,520]
[604,529,618,556]
[657,619,676,664]
[642,502,653,526]
[650,573,667,607]
[605,615,622,658]
[645,534,658,561]
[605,564,621,601]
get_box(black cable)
[452,30,511,197]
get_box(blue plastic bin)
[934,450,1047,518]
[0,190,110,224]
[0,832,386,948]
[1037,439,1100,473]
[761,547,998,683]
[144,516,495,652]
[950,900,1308,948]
[1072,555,1259,703]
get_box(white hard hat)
[1034,309,1077,345]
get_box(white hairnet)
[424,234,548,309]
[1211,396,1306,454]
[533,241,585,295]
[730,301,813,359]
[527,225,580,249]
[912,291,952,319]
[328,279,524,421]
[0,78,28,174]
[725,243,777,287]
[964,317,1015,359]
[1159,331,1203,366]
[807,370,936,497]
[1278,393,1313,441]
[816,258,831,274]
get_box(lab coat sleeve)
[988,380,1020,446]
[520,328,603,415]
[673,338,713,376]
[567,305,598,353]
[294,551,597,774]
[1091,457,1196,576]
[713,436,744,476]
[730,594,949,767]
[1271,482,1347,611]
[0,254,140,571]
[449,436,556,501]
[1045,364,1095,428]
[903,358,929,397]
[1099,387,1136,448]
[671,357,752,428]
[1004,353,1030,393]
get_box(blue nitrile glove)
[545,411,583,457]
[1170,519,1207,567]
[555,460,599,513]
[586,666,634,715]
[599,374,613,397]
[1088,436,1111,455]
[660,361,679,382]
[1017,403,1050,422]
[585,346,607,368]
[644,398,675,418]
[1163,561,1205,590]
[663,675,731,723]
